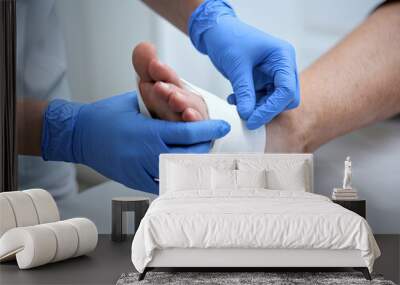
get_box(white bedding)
[131,190,380,273]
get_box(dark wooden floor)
[0,235,134,285]
[374,234,400,283]
[0,234,398,285]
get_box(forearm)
[17,99,48,156]
[302,2,400,151]
[142,0,203,33]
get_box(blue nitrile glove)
[189,0,300,130]
[41,91,230,194]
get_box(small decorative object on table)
[332,156,366,218]
[332,156,359,200]
[112,197,150,242]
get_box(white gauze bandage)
[136,78,266,153]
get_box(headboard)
[159,154,314,195]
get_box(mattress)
[131,190,380,273]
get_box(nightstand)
[111,197,150,242]
[332,199,366,219]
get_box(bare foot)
[132,42,208,122]
[132,42,310,153]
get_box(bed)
[131,154,380,280]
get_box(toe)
[140,81,182,121]
[132,42,157,82]
[182,108,203,122]
[149,59,180,86]
[153,81,175,102]
[153,82,209,120]
[167,90,191,113]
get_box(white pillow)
[267,162,307,191]
[238,159,309,191]
[212,168,237,190]
[236,169,268,189]
[167,163,211,191]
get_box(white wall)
[56,0,400,233]
[56,0,158,102]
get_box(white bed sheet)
[131,190,380,273]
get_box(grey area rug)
[117,272,396,285]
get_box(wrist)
[188,0,236,54]
[17,99,48,156]
[41,99,85,163]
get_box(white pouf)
[1,191,39,227]
[23,189,60,223]
[0,196,17,237]
[0,218,97,269]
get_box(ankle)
[265,101,314,153]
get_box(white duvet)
[131,190,380,273]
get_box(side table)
[112,197,150,242]
[332,199,366,219]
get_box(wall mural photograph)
[1,0,399,284]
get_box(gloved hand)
[189,0,300,130]
[41,92,230,194]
